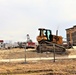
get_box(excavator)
[36,28,66,53]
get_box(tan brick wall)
[66,25,76,45]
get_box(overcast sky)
[0,0,76,42]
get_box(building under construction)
[66,25,76,46]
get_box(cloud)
[0,0,76,42]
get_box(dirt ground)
[0,60,76,75]
[0,48,76,75]
[0,48,71,59]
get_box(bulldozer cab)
[37,28,53,42]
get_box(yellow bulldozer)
[36,28,66,53]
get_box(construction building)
[66,25,76,46]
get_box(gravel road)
[0,55,76,62]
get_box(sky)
[0,0,76,42]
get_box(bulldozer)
[36,28,66,53]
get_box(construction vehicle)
[26,34,36,49]
[36,28,66,53]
